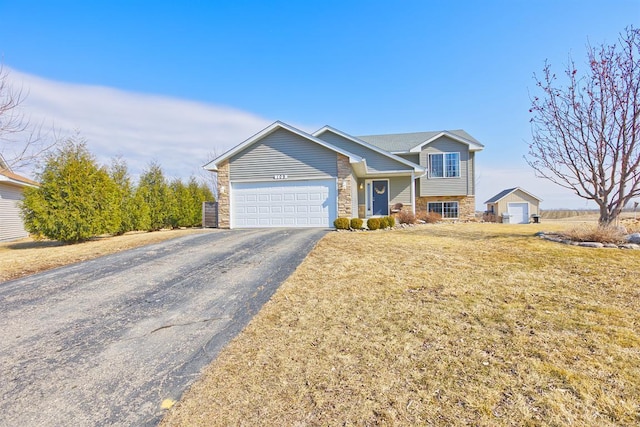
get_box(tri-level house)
[205,121,483,228]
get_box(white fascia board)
[203,121,362,171]
[0,175,37,188]
[313,126,425,173]
[487,187,543,204]
[408,131,485,153]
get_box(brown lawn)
[0,228,209,283]
[161,222,640,426]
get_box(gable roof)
[312,126,425,175]
[358,129,484,153]
[203,121,363,171]
[0,168,39,188]
[484,187,543,204]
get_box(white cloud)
[7,68,272,181]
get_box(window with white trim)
[429,152,460,178]
[428,201,459,218]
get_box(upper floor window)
[429,152,460,178]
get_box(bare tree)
[0,64,57,173]
[199,149,220,201]
[527,27,640,226]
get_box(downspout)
[410,171,416,214]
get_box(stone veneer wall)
[216,161,231,228]
[337,154,353,218]
[416,195,476,220]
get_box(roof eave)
[409,131,485,153]
[314,126,425,173]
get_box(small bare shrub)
[483,212,499,223]
[350,218,363,230]
[396,210,416,224]
[561,225,627,244]
[417,211,442,224]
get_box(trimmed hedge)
[350,218,363,229]
[334,217,350,229]
[386,215,396,227]
[367,217,381,230]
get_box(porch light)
[359,182,363,190]
[220,185,226,194]
[342,180,347,190]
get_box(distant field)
[540,209,639,223]
[540,210,599,220]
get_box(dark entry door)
[372,180,389,216]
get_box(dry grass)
[162,222,640,427]
[560,224,627,244]
[0,228,209,282]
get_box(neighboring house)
[484,187,542,224]
[0,159,39,241]
[205,121,484,229]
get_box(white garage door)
[231,180,336,228]
[508,202,529,224]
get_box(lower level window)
[428,201,459,218]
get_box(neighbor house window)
[429,152,460,178]
[428,201,459,218]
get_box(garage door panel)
[232,180,336,228]
[508,203,529,224]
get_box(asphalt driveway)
[0,228,326,426]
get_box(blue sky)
[1,0,638,208]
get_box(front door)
[366,179,389,216]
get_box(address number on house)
[273,174,288,180]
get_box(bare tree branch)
[0,64,58,173]
[526,26,640,225]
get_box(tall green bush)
[168,177,214,228]
[21,137,120,243]
[136,162,173,230]
[188,177,214,226]
[109,157,150,234]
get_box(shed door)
[231,180,336,228]
[507,202,529,224]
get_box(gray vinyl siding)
[229,128,337,181]
[469,151,475,195]
[389,176,412,206]
[396,153,420,165]
[0,183,28,242]
[419,136,473,196]
[316,131,413,173]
